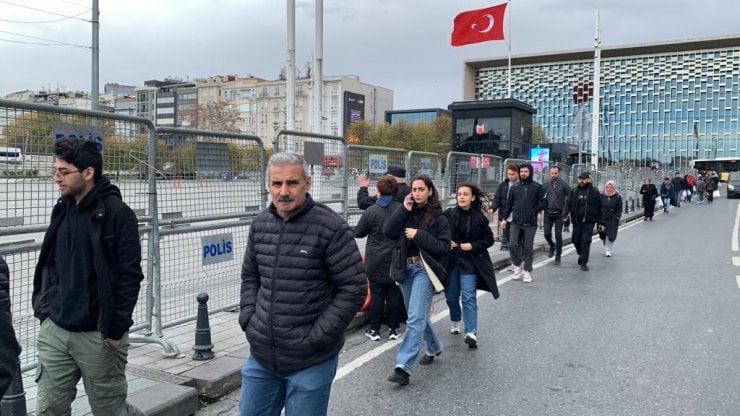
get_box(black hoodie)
[33,176,143,339]
[502,164,547,226]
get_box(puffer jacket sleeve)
[239,225,259,331]
[307,221,366,348]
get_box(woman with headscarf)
[639,177,659,220]
[598,180,622,257]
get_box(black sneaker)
[580,264,589,271]
[364,329,380,341]
[388,328,400,341]
[419,350,442,365]
[548,246,555,258]
[388,368,410,385]
[553,257,561,266]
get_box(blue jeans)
[239,354,338,416]
[444,265,478,334]
[396,263,443,376]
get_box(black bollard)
[631,198,635,212]
[1,359,27,416]
[624,199,630,214]
[192,292,215,361]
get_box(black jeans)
[572,221,595,265]
[509,223,537,272]
[368,281,403,332]
[543,212,564,256]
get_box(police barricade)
[479,153,504,198]
[345,144,407,231]
[556,163,573,186]
[153,127,266,334]
[570,163,597,185]
[273,130,348,219]
[446,152,482,205]
[0,98,162,370]
[408,151,443,192]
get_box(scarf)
[604,180,619,196]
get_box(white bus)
[0,147,23,164]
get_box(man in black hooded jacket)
[32,138,143,415]
[500,164,547,283]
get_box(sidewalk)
[20,209,645,415]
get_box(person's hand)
[356,174,370,188]
[499,220,507,229]
[403,194,414,211]
[598,225,605,232]
[450,241,458,249]
[404,227,417,240]
[106,337,121,348]
[460,243,473,251]
[537,212,543,223]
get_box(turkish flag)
[451,3,508,47]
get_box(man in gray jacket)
[238,152,366,416]
[543,165,570,265]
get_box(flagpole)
[590,9,601,170]
[507,0,512,99]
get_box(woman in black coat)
[639,177,659,220]
[598,180,623,257]
[444,183,498,349]
[353,175,403,341]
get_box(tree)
[531,123,548,145]
[192,100,241,133]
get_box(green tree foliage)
[346,115,452,166]
[531,123,549,145]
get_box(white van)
[0,147,23,164]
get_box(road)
[200,196,740,415]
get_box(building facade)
[385,108,451,125]
[463,35,740,167]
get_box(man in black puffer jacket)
[566,171,602,271]
[500,163,547,283]
[239,152,366,416]
[0,256,21,398]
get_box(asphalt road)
[326,197,740,416]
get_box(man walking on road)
[671,171,685,207]
[491,163,519,251]
[238,152,366,416]
[32,138,144,415]
[567,171,602,271]
[543,165,570,266]
[500,164,547,283]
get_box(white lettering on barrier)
[419,158,431,174]
[368,154,387,174]
[201,233,234,266]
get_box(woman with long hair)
[598,180,623,257]
[383,175,450,386]
[444,183,499,348]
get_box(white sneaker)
[522,271,532,283]
[450,321,462,334]
[464,332,478,348]
[511,266,522,280]
[605,250,612,257]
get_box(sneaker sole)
[464,337,478,348]
[365,334,381,341]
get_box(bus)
[0,147,23,165]
[690,157,739,182]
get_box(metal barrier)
[153,127,265,333]
[407,151,443,195]
[274,130,348,218]
[0,98,167,370]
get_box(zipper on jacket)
[269,221,287,372]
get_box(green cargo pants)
[35,319,144,416]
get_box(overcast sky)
[1,0,738,109]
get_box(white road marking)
[733,203,740,252]
[733,257,740,267]
[335,217,647,381]
[736,276,740,289]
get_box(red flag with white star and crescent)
[451,2,508,46]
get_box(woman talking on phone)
[383,174,450,386]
